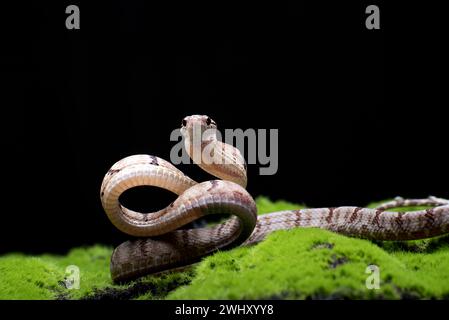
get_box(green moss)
[0,246,114,300]
[0,254,65,299]
[0,246,194,300]
[1,196,449,300]
[167,228,449,299]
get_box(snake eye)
[182,119,187,127]
[206,117,212,126]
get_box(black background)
[1,1,446,254]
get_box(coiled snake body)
[100,115,449,283]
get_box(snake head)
[180,115,217,141]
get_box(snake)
[100,115,449,283]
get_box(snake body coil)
[100,115,449,283]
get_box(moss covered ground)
[1,196,449,300]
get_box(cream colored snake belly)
[100,115,449,283]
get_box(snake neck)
[184,136,247,188]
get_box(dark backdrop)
[1,1,446,254]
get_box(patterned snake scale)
[100,115,449,283]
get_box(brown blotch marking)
[349,207,363,224]
[232,190,246,199]
[394,212,405,230]
[214,222,227,238]
[207,180,219,192]
[326,207,335,224]
[424,208,435,228]
[216,222,226,234]
[149,155,159,166]
[231,149,237,162]
[294,210,302,226]
[252,223,261,236]
[372,209,384,229]
[107,168,121,175]
[260,214,272,228]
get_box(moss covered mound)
[1,197,449,300]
